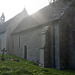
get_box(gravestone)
[1,48,6,61]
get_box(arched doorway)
[24,45,27,59]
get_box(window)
[19,36,20,48]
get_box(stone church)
[0,0,75,70]
[0,9,28,51]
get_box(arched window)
[19,36,20,48]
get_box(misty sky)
[0,0,49,21]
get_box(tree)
[48,0,57,4]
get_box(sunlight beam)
[0,0,49,21]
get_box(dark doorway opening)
[24,45,27,59]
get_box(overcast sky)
[0,0,49,21]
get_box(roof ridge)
[60,1,73,19]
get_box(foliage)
[70,0,75,7]
[0,54,75,75]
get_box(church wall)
[6,10,28,53]
[0,32,6,50]
[44,25,54,68]
[66,6,75,69]
[11,26,45,63]
[59,5,75,69]
[11,21,61,68]
[11,21,60,68]
[59,20,68,69]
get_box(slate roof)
[31,0,71,24]
[12,16,40,33]
[12,1,71,34]
[0,8,28,34]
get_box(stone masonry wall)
[12,26,45,63]
[59,4,75,69]
[0,32,6,50]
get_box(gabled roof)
[31,0,71,24]
[0,8,28,34]
[12,16,39,34]
[13,1,71,34]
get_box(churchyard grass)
[0,54,75,75]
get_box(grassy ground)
[0,54,75,75]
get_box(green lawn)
[0,54,75,75]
